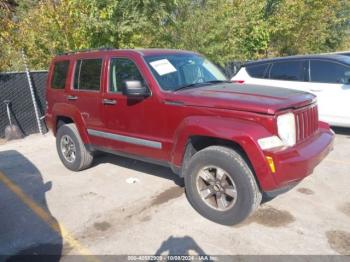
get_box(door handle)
[67,95,78,100]
[309,89,322,92]
[103,99,117,105]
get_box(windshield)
[144,53,227,91]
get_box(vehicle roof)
[244,54,350,66]
[56,48,197,58]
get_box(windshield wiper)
[202,80,232,84]
[174,80,231,92]
[174,82,205,92]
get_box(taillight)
[232,80,245,84]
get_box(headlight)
[277,112,296,146]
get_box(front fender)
[171,116,276,190]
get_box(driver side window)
[109,58,145,93]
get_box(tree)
[145,0,271,64]
[267,0,350,55]
[2,0,180,70]
[0,0,349,71]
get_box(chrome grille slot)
[295,104,319,143]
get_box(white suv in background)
[232,55,350,127]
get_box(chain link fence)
[0,71,48,138]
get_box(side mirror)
[122,80,150,97]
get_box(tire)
[56,123,93,171]
[184,146,262,225]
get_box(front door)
[99,57,167,161]
[307,59,350,127]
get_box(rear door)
[68,56,105,141]
[307,59,350,126]
[264,60,308,90]
[239,60,309,91]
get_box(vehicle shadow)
[332,127,350,137]
[0,150,62,261]
[153,235,212,261]
[93,153,184,187]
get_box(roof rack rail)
[58,47,117,56]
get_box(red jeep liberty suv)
[46,48,334,225]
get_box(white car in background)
[231,55,350,127]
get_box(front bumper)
[264,123,334,192]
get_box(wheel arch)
[56,116,74,129]
[170,116,276,191]
[52,103,91,144]
[181,135,261,187]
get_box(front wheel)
[184,146,262,225]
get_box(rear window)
[269,61,304,81]
[51,61,69,89]
[310,60,350,84]
[73,59,102,91]
[246,64,269,78]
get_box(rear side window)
[269,61,304,81]
[109,58,145,93]
[246,64,269,78]
[73,59,102,91]
[51,61,69,89]
[310,60,350,84]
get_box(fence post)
[21,49,44,135]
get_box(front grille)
[295,104,319,143]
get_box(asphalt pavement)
[0,130,349,260]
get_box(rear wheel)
[184,146,262,225]
[56,123,93,171]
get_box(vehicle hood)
[169,83,316,115]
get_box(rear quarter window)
[51,61,69,89]
[246,64,269,78]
